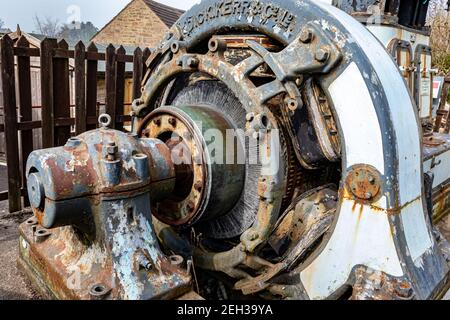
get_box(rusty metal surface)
[15,0,450,301]
[351,267,415,300]
[20,123,191,299]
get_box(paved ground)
[0,164,449,300]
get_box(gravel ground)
[0,165,40,300]
[0,164,449,300]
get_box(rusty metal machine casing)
[18,0,450,300]
[19,119,191,299]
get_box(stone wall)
[91,0,168,48]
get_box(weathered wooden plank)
[441,81,450,133]
[116,54,134,63]
[86,43,99,131]
[142,48,151,73]
[53,48,75,59]
[16,36,33,206]
[105,44,117,129]
[53,40,71,146]
[0,189,28,202]
[86,51,106,61]
[1,35,22,212]
[140,48,152,87]
[115,46,126,130]
[40,38,58,148]
[13,47,40,57]
[75,41,87,135]
[132,47,143,101]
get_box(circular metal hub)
[144,105,246,227]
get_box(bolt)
[315,48,330,63]
[299,29,314,43]
[133,99,143,107]
[247,231,259,241]
[187,57,199,68]
[194,181,203,192]
[246,112,255,122]
[106,141,118,161]
[153,118,161,126]
[137,254,153,271]
[171,41,180,53]
[286,99,298,111]
[395,282,413,299]
[369,176,376,185]
[187,201,195,213]
[168,117,177,127]
[365,192,373,200]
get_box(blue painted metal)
[21,124,191,300]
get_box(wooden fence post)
[40,38,58,148]
[53,40,71,146]
[115,46,126,129]
[75,41,86,135]
[105,44,116,129]
[16,36,33,206]
[86,43,98,130]
[442,78,450,133]
[1,35,22,212]
[132,47,143,101]
[142,48,151,74]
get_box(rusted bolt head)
[208,39,220,52]
[247,231,259,241]
[299,29,314,43]
[171,41,180,53]
[286,99,298,111]
[187,201,195,213]
[194,181,203,192]
[315,48,330,62]
[106,142,118,155]
[395,282,413,298]
[365,192,373,200]
[168,117,177,127]
[187,57,199,68]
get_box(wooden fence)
[0,34,151,212]
[435,75,450,132]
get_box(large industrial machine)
[18,0,450,300]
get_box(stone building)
[91,0,184,48]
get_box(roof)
[142,0,185,27]
[91,0,184,42]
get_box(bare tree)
[0,18,5,29]
[34,15,61,38]
[430,8,450,74]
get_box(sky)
[0,0,200,33]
